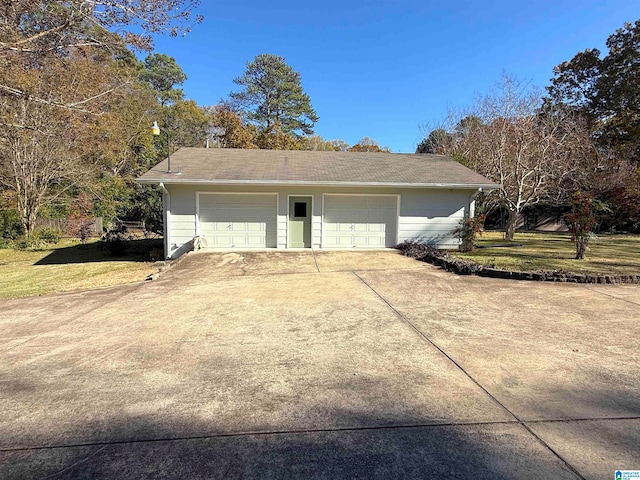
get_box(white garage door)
[323,195,398,248]
[198,194,277,248]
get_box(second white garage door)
[198,193,277,248]
[322,195,398,248]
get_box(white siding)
[164,184,475,257]
[166,185,197,256]
[398,190,470,248]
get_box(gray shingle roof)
[137,147,498,188]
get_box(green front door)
[289,197,311,248]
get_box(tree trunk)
[505,209,517,241]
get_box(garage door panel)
[323,195,397,248]
[199,194,277,248]
[245,223,264,232]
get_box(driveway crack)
[311,248,320,273]
[351,271,587,480]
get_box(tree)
[330,139,350,152]
[254,123,301,150]
[0,54,115,234]
[416,129,452,153]
[546,19,640,232]
[229,54,318,136]
[162,100,211,148]
[0,1,202,108]
[348,137,391,153]
[564,192,598,259]
[424,75,596,240]
[0,0,202,56]
[0,1,203,234]
[300,135,341,151]
[140,53,187,106]
[547,19,640,164]
[209,104,257,149]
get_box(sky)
[150,0,639,153]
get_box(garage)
[197,193,277,248]
[322,194,398,248]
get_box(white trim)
[321,193,401,248]
[396,194,402,246]
[159,182,171,259]
[286,194,313,248]
[195,190,200,237]
[165,192,171,259]
[137,179,499,190]
[195,191,279,248]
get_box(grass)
[451,231,640,275]
[0,238,159,300]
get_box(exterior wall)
[164,184,476,258]
[397,189,471,249]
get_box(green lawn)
[0,239,158,299]
[451,232,640,275]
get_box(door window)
[294,202,307,218]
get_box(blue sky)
[150,1,639,152]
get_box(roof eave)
[135,178,499,190]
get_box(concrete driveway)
[1,250,638,479]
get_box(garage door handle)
[228,223,232,229]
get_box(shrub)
[454,214,486,252]
[65,193,95,243]
[102,222,133,256]
[13,233,47,250]
[37,227,63,245]
[149,247,164,262]
[0,209,24,239]
[564,192,598,260]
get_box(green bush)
[37,227,63,245]
[13,233,47,250]
[0,209,24,239]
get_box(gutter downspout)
[159,182,171,259]
[468,187,483,218]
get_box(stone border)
[397,243,640,285]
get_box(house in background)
[136,148,498,259]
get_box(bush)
[564,192,598,260]
[102,222,133,256]
[0,209,24,239]
[13,233,47,250]
[149,247,164,262]
[454,214,486,252]
[65,193,95,243]
[396,240,442,260]
[37,227,63,245]
[397,240,483,274]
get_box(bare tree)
[428,75,597,240]
[0,100,89,234]
[0,55,111,233]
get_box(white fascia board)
[136,178,500,190]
